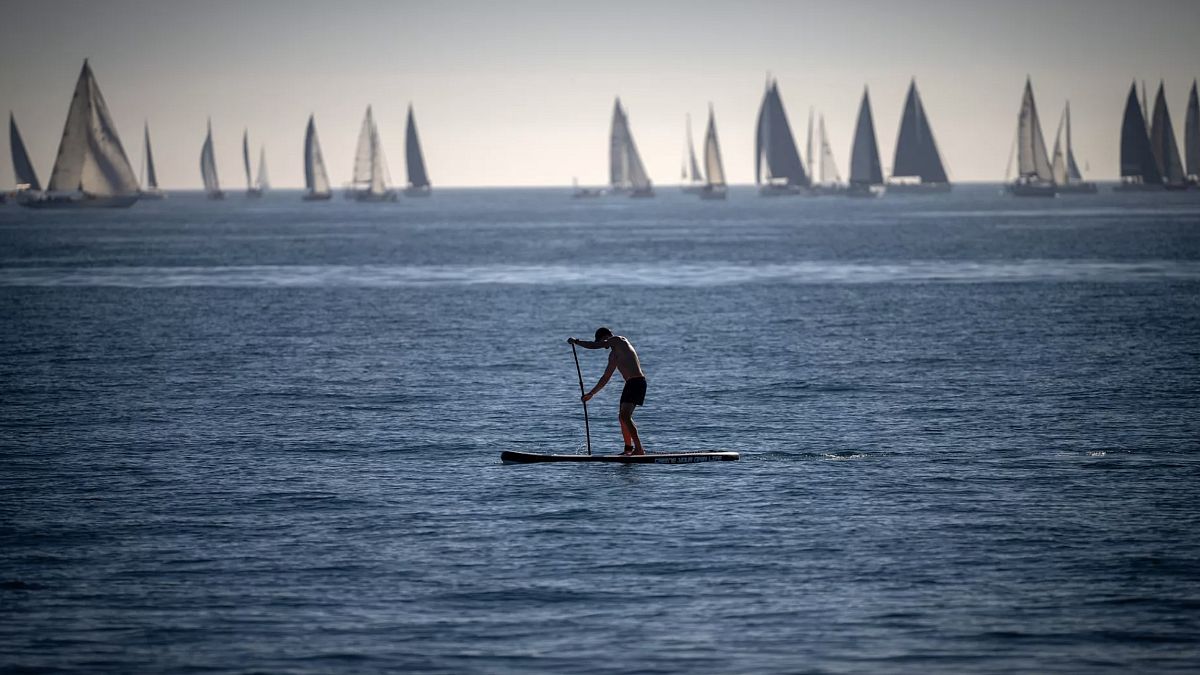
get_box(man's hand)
[582,392,593,402]
[567,337,577,345]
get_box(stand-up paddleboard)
[501,451,739,465]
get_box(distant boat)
[139,122,166,200]
[1186,80,1199,187]
[243,130,264,198]
[699,105,726,200]
[571,176,604,199]
[810,114,844,196]
[1149,82,1188,190]
[347,105,397,201]
[609,98,654,198]
[303,114,332,201]
[680,114,705,194]
[1115,80,1164,191]
[404,104,431,197]
[755,79,809,196]
[200,119,224,200]
[9,113,42,203]
[22,61,140,209]
[1050,102,1097,194]
[888,79,951,193]
[1006,78,1056,197]
[846,87,884,198]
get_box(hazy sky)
[1,0,1197,188]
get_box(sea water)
[2,186,1198,673]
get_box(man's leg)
[619,413,633,454]
[619,403,644,455]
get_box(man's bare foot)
[631,449,646,456]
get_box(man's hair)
[594,327,613,342]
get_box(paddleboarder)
[567,328,647,456]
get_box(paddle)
[571,342,592,455]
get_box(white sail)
[200,119,221,195]
[1050,109,1068,185]
[352,106,375,188]
[256,146,269,190]
[608,99,651,193]
[304,115,331,196]
[686,114,703,183]
[818,115,841,185]
[46,61,139,197]
[806,108,814,176]
[350,105,393,197]
[703,106,725,187]
[142,122,159,190]
[1016,79,1054,181]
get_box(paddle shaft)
[571,343,592,455]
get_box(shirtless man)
[567,327,648,456]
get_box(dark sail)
[9,113,41,190]
[144,123,158,189]
[1119,82,1162,184]
[849,87,883,186]
[891,79,948,184]
[755,81,808,186]
[1150,82,1186,186]
[1185,80,1199,180]
[405,105,430,189]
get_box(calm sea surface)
[2,186,1199,673]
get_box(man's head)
[594,327,613,344]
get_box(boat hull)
[302,192,333,201]
[699,187,726,200]
[628,188,655,198]
[22,193,140,209]
[500,451,740,465]
[353,190,399,202]
[1057,182,1098,195]
[885,182,953,194]
[758,183,806,197]
[245,189,263,198]
[138,190,167,200]
[844,184,884,198]
[1007,182,1057,197]
[404,186,431,197]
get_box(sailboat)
[1149,82,1188,191]
[9,113,42,203]
[243,131,263,197]
[699,105,727,200]
[888,79,951,193]
[200,119,224,200]
[404,104,431,197]
[1115,80,1163,191]
[755,79,809,196]
[22,60,140,209]
[609,98,654,198]
[139,122,166,200]
[347,105,397,201]
[680,114,705,194]
[846,86,884,198]
[1006,78,1056,197]
[302,114,332,201]
[1050,102,1097,194]
[810,114,844,195]
[1186,80,1199,187]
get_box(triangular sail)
[1050,111,1068,185]
[242,130,253,189]
[805,108,814,178]
[143,122,159,189]
[818,115,840,184]
[849,87,883,186]
[1186,81,1199,180]
[1064,102,1082,181]
[703,107,725,188]
[9,114,41,190]
[754,82,809,186]
[892,80,948,183]
[405,105,430,189]
[1119,82,1162,183]
[608,99,651,192]
[200,119,220,194]
[353,106,375,188]
[46,61,139,196]
[256,146,269,190]
[1015,79,1053,181]
[304,115,331,196]
[1150,83,1186,185]
[685,114,703,183]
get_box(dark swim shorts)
[620,376,647,406]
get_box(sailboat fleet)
[5,61,1199,207]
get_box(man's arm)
[568,336,612,349]
[583,356,617,401]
